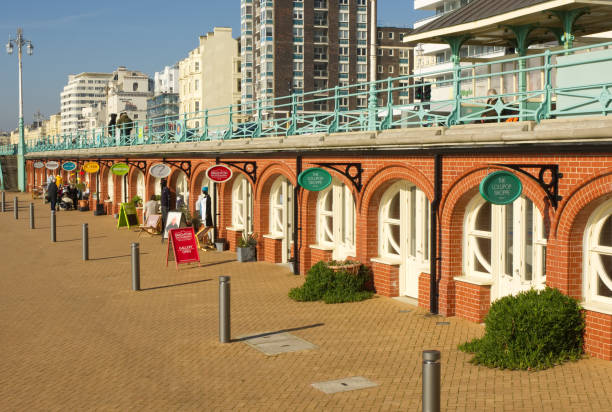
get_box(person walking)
[108,113,117,143]
[116,112,133,141]
[160,179,170,242]
[46,178,58,211]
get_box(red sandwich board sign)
[206,165,233,183]
[166,227,200,269]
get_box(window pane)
[475,237,491,273]
[324,191,332,211]
[389,224,400,255]
[600,216,612,247]
[410,187,416,256]
[505,202,514,276]
[389,193,400,220]
[525,201,534,281]
[475,202,491,232]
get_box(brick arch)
[304,163,358,205]
[167,166,188,210]
[438,165,551,317]
[358,164,435,265]
[127,166,146,202]
[254,162,297,201]
[217,170,254,251]
[547,170,612,299]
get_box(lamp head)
[6,39,13,55]
[26,42,33,56]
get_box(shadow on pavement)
[142,278,213,291]
[90,252,149,261]
[183,259,237,270]
[233,323,325,342]
[57,235,107,243]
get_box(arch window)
[269,176,294,237]
[136,170,145,201]
[175,172,189,207]
[464,195,547,300]
[584,200,612,305]
[232,174,254,233]
[107,172,114,201]
[316,179,355,260]
[378,181,430,297]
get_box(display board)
[163,211,187,239]
[143,214,162,233]
[117,202,139,228]
[166,227,200,269]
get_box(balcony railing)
[16,40,612,154]
[0,144,16,155]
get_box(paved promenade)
[1,193,612,411]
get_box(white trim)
[371,256,402,266]
[454,276,493,287]
[309,244,335,251]
[263,234,284,240]
[226,226,244,232]
[581,301,612,316]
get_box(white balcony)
[414,0,445,11]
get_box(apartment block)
[60,72,113,134]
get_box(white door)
[232,174,254,233]
[380,182,430,298]
[270,177,294,263]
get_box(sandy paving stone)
[1,193,612,410]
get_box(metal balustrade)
[12,40,612,155]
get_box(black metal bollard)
[422,350,441,412]
[1,191,5,212]
[82,223,89,260]
[131,243,140,291]
[29,203,34,229]
[219,276,231,343]
[50,210,56,242]
[14,197,18,219]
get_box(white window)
[339,30,349,40]
[357,30,367,41]
[175,171,189,207]
[378,182,430,297]
[339,64,349,73]
[339,12,349,22]
[269,176,295,262]
[136,170,145,201]
[231,174,253,233]
[378,65,383,73]
[357,12,367,23]
[106,172,114,200]
[389,66,394,74]
[316,179,356,260]
[464,195,547,301]
[377,31,383,39]
[339,47,349,56]
[584,199,612,305]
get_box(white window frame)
[464,194,547,298]
[584,199,612,305]
[231,174,254,233]
[107,172,114,200]
[316,179,356,259]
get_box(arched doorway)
[269,176,294,263]
[316,178,355,260]
[174,171,189,209]
[464,194,547,301]
[232,174,254,234]
[378,181,430,298]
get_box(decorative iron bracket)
[314,162,363,192]
[494,164,563,208]
[125,159,147,175]
[220,160,257,183]
[98,159,115,168]
[162,159,192,179]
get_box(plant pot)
[215,239,226,252]
[236,246,256,262]
[328,262,360,275]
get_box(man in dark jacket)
[160,179,170,242]
[46,179,58,211]
[116,112,133,140]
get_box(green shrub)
[289,261,373,304]
[458,287,585,370]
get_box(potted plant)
[215,238,226,252]
[236,232,257,262]
[130,195,143,207]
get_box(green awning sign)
[479,170,523,205]
[298,168,332,191]
[111,162,129,176]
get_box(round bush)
[289,261,372,304]
[459,287,585,370]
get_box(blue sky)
[0,1,432,132]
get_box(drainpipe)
[429,154,442,314]
[293,155,302,274]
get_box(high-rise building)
[178,27,241,130]
[154,65,179,95]
[240,0,413,116]
[60,72,113,134]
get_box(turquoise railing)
[21,40,612,154]
[0,144,16,155]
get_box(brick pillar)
[454,280,491,323]
[371,261,400,297]
[584,310,612,360]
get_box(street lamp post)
[6,28,34,193]
[367,0,377,131]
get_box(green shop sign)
[110,162,130,176]
[298,168,332,191]
[479,170,523,205]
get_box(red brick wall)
[264,237,282,263]
[455,281,491,323]
[371,262,399,297]
[419,273,430,310]
[584,310,612,360]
